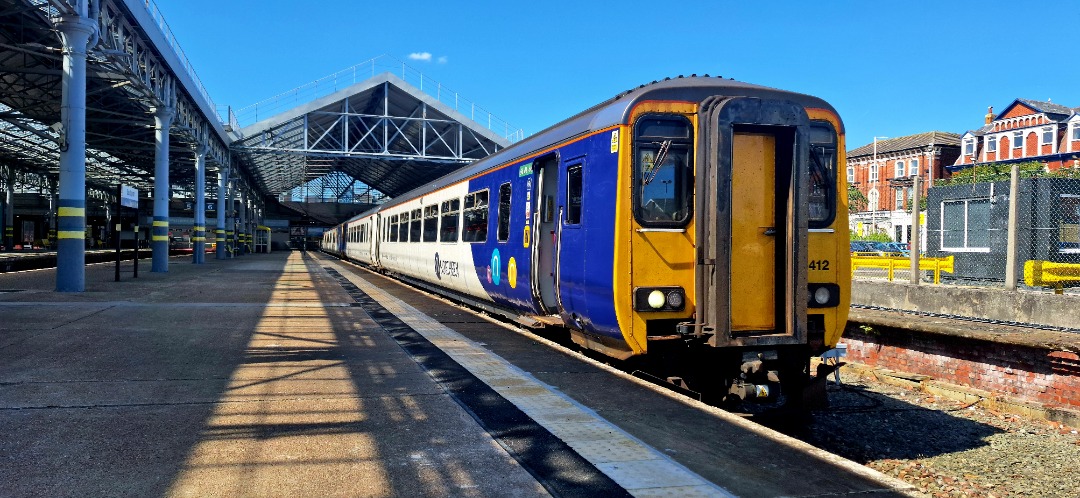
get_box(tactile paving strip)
[322,258,733,497]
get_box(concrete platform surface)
[0,252,548,497]
[0,251,915,498]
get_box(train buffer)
[850,254,954,284]
[1024,260,1080,294]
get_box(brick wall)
[842,326,1080,411]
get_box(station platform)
[0,251,914,497]
[1,248,150,273]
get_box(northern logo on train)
[491,249,501,285]
[434,253,442,280]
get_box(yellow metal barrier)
[1024,260,1080,294]
[850,254,955,284]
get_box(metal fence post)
[909,174,921,284]
[1005,163,1020,290]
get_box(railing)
[851,254,955,284]
[232,55,525,143]
[1025,260,1080,294]
[130,0,223,126]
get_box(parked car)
[882,242,909,256]
[849,240,878,254]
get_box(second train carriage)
[323,76,850,406]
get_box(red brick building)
[847,132,961,242]
[955,99,1080,171]
[848,132,961,213]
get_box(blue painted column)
[3,167,13,250]
[55,12,96,292]
[193,145,206,264]
[239,190,248,255]
[226,178,235,258]
[215,167,228,260]
[47,189,56,249]
[151,106,173,272]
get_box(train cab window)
[497,183,512,242]
[633,115,693,227]
[440,199,461,242]
[389,215,399,242]
[462,190,489,242]
[410,209,422,242]
[566,165,583,225]
[808,121,838,228]
[423,205,438,242]
[400,212,412,242]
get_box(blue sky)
[159,0,1080,150]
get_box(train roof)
[342,76,842,224]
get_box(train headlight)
[807,283,840,308]
[648,290,666,309]
[634,287,686,312]
[814,287,831,305]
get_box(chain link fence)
[852,163,1080,295]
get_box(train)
[322,76,850,409]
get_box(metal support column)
[48,186,57,249]
[239,189,248,255]
[55,9,97,291]
[226,177,235,258]
[151,106,174,272]
[193,144,206,264]
[215,167,228,259]
[3,167,13,250]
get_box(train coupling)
[729,351,781,402]
[676,321,714,340]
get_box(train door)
[531,154,559,313]
[696,97,808,348]
[555,157,587,325]
[372,215,381,266]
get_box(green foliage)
[851,232,892,243]
[904,197,927,214]
[934,161,1080,187]
[847,185,867,213]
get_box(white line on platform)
[321,257,735,498]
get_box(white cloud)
[408,52,433,62]
[437,56,448,64]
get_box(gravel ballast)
[800,369,1080,497]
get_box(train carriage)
[323,76,849,408]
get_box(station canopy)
[232,72,513,203]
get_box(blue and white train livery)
[323,76,851,406]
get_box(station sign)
[120,185,139,209]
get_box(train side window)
[440,199,460,242]
[410,209,422,242]
[633,115,693,227]
[566,165,583,225]
[399,212,410,242]
[423,205,438,242]
[809,121,838,228]
[462,190,489,243]
[497,183,512,242]
[389,215,399,242]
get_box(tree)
[847,185,867,213]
